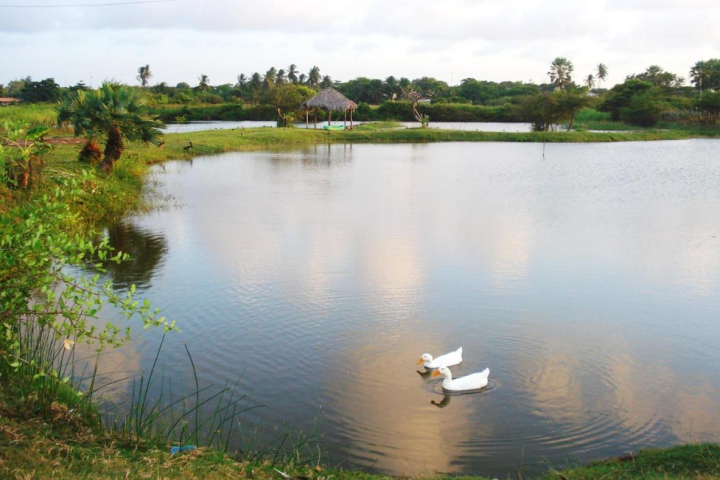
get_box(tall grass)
[12,326,326,467]
[5,313,321,464]
[573,107,612,122]
[97,336,325,467]
[92,335,260,453]
[567,108,637,131]
[0,103,57,129]
[2,312,86,418]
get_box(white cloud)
[0,0,718,86]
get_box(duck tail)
[481,368,490,377]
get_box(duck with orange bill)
[432,366,490,392]
[417,347,462,369]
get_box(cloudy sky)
[1,0,718,88]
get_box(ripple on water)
[102,142,720,477]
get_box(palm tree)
[287,64,299,84]
[264,67,277,90]
[136,65,152,88]
[198,74,210,91]
[368,79,386,104]
[57,92,102,164]
[585,74,595,90]
[307,66,321,88]
[57,83,163,173]
[236,74,247,99]
[385,76,400,99]
[276,69,286,85]
[298,73,307,85]
[596,63,608,89]
[691,61,706,92]
[548,57,574,90]
[320,75,333,89]
[249,72,262,102]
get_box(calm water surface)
[162,120,276,133]
[101,141,720,477]
[400,121,531,132]
[162,121,531,134]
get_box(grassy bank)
[27,120,718,228]
[10,122,715,223]
[568,108,720,133]
[44,125,720,177]
[2,398,719,480]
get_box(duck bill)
[431,370,441,377]
[417,359,424,365]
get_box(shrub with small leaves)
[0,121,50,188]
[0,174,176,407]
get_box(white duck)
[417,347,462,369]
[432,366,490,391]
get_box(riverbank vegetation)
[3,58,720,131]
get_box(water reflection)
[322,343,480,476]
[105,141,720,477]
[162,121,533,134]
[430,395,452,408]
[100,222,168,291]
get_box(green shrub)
[354,102,376,121]
[621,91,669,127]
[197,93,224,104]
[695,92,720,122]
[0,176,175,415]
[600,79,654,120]
[574,108,611,122]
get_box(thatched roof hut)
[302,87,357,129]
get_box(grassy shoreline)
[133,125,720,160]
[2,397,719,480]
[30,125,719,226]
[47,124,720,170]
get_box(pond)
[99,140,720,478]
[162,120,276,133]
[162,121,532,134]
[400,121,531,132]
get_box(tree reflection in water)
[98,222,169,292]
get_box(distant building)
[0,98,22,106]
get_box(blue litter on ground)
[170,445,195,456]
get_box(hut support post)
[305,109,308,129]
[304,88,357,130]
